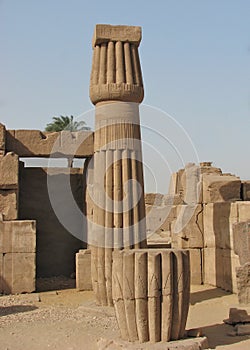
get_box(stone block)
[144,193,164,206]
[0,220,36,253]
[233,221,250,265]
[203,247,239,292]
[189,249,202,285]
[242,181,250,201]
[6,129,94,158]
[181,164,202,204]
[2,252,35,294]
[203,202,233,249]
[236,263,250,304]
[171,204,203,249]
[93,24,141,47]
[0,190,18,220]
[0,152,19,189]
[168,172,178,195]
[0,253,3,292]
[146,205,176,237]
[202,174,241,204]
[0,123,6,154]
[76,249,92,291]
[237,202,250,222]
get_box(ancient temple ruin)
[0,23,250,347]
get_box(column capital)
[90,24,144,105]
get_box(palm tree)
[45,115,90,132]
[45,115,91,167]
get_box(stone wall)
[19,166,86,277]
[145,162,250,293]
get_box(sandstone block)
[202,174,241,203]
[0,253,3,292]
[242,181,250,201]
[203,247,239,292]
[76,249,92,291]
[6,129,94,158]
[0,123,6,154]
[0,190,18,220]
[203,203,234,249]
[2,252,35,294]
[236,324,250,336]
[237,202,250,222]
[181,164,202,204]
[146,205,176,238]
[93,24,141,47]
[145,193,164,206]
[233,221,250,265]
[236,263,250,304]
[189,249,202,285]
[0,220,36,253]
[0,152,19,189]
[171,204,203,249]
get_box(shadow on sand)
[202,322,250,349]
[0,305,38,317]
[190,287,231,305]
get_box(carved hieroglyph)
[89,24,147,306]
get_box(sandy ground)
[0,283,250,350]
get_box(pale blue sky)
[1,0,250,192]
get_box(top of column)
[90,24,144,105]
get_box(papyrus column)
[89,24,147,306]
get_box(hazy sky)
[1,0,249,192]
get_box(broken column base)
[97,337,209,350]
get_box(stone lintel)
[6,129,94,158]
[93,24,141,47]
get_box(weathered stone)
[2,252,35,294]
[0,123,6,155]
[233,221,250,265]
[224,308,250,324]
[146,204,176,240]
[145,193,164,206]
[181,164,202,204]
[236,324,250,335]
[0,190,18,220]
[203,247,240,292]
[236,263,250,304]
[6,129,94,158]
[0,152,19,189]
[189,249,202,285]
[237,202,250,222]
[93,24,142,47]
[242,181,250,201]
[203,203,238,249]
[76,249,92,291]
[0,220,36,254]
[97,336,209,349]
[171,204,203,249]
[112,249,190,343]
[0,253,3,292]
[202,174,241,203]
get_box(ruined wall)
[19,166,86,277]
[145,162,250,293]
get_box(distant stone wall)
[19,166,86,277]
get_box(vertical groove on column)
[91,151,101,305]
[123,251,138,341]
[124,42,133,84]
[131,151,140,248]
[122,149,132,248]
[131,45,143,86]
[99,43,107,84]
[97,150,107,305]
[135,252,149,343]
[105,150,114,306]
[107,41,115,83]
[179,251,190,339]
[112,251,129,340]
[91,45,100,85]
[113,149,123,248]
[115,41,125,83]
[148,252,162,343]
[161,251,173,342]
[137,156,147,248]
